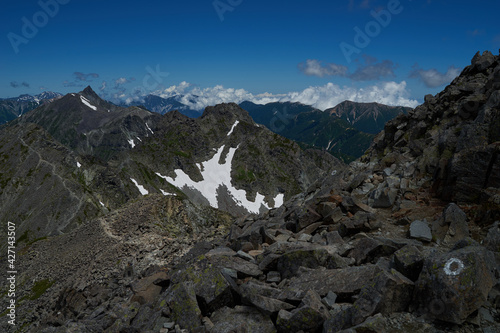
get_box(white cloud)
[151,81,418,111]
[410,66,461,88]
[154,84,284,110]
[286,81,418,109]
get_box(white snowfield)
[156,145,284,214]
[80,95,97,110]
[130,178,149,195]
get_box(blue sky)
[1,0,499,109]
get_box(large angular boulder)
[279,265,379,301]
[412,246,497,324]
[276,290,330,333]
[369,184,398,208]
[165,282,203,331]
[393,245,425,281]
[324,268,414,331]
[239,280,295,315]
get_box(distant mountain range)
[0,90,411,161]
[326,100,412,134]
[0,91,62,124]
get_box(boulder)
[442,203,469,245]
[323,268,414,331]
[165,282,203,331]
[369,185,398,208]
[412,246,497,324]
[485,221,500,253]
[276,290,329,333]
[276,248,331,279]
[348,237,400,265]
[239,280,294,315]
[409,219,432,242]
[393,245,425,281]
[279,265,379,301]
[170,259,234,313]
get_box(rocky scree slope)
[11,51,500,333]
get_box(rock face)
[1,51,500,333]
[363,50,500,220]
[413,246,497,324]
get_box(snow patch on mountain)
[156,145,283,214]
[227,120,239,136]
[146,123,154,134]
[130,178,148,195]
[80,96,97,110]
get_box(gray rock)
[276,248,331,279]
[369,185,398,208]
[325,231,344,245]
[322,291,338,308]
[348,237,400,265]
[170,261,233,314]
[297,233,312,242]
[409,219,432,242]
[165,282,202,331]
[412,246,497,324]
[485,221,500,253]
[239,280,294,315]
[236,250,256,262]
[215,255,263,278]
[279,265,379,301]
[393,245,424,281]
[324,268,414,331]
[297,206,323,229]
[276,290,329,332]
[442,203,469,245]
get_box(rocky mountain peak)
[81,85,100,100]
[201,102,254,124]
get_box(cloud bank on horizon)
[142,80,419,111]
